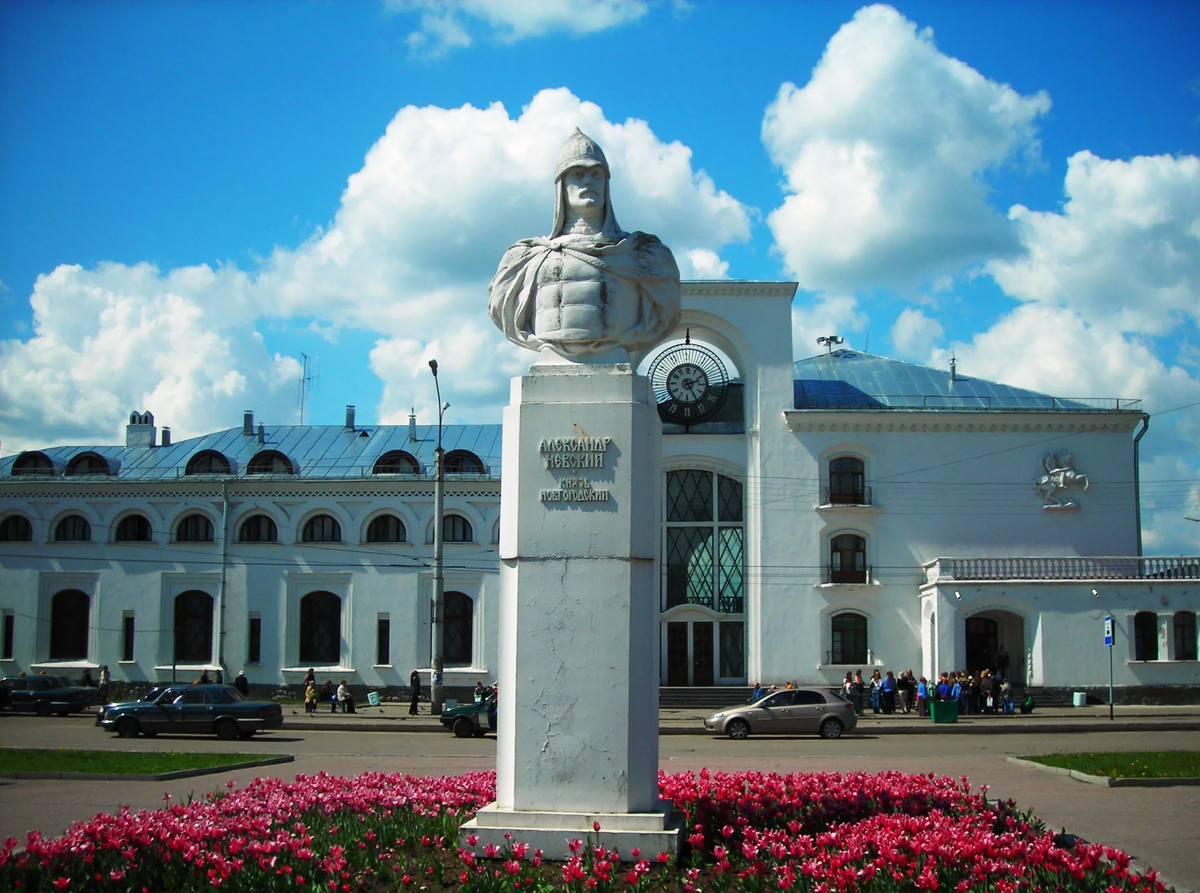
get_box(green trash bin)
[930,700,959,723]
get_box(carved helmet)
[555,128,610,180]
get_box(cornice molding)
[783,409,1144,434]
[683,280,798,299]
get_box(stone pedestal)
[458,363,680,860]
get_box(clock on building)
[647,336,730,426]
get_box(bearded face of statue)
[561,165,607,234]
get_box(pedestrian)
[98,664,110,702]
[234,670,250,696]
[989,672,1002,715]
[323,680,336,713]
[337,680,350,714]
[951,673,964,714]
[900,670,914,714]
[916,676,928,716]
[968,673,981,715]
[199,669,211,685]
[214,668,224,685]
[881,671,897,714]
[1001,678,1014,715]
[996,645,1010,683]
[936,673,950,701]
[81,667,95,689]
[303,667,316,688]
[749,682,764,702]
[409,669,421,716]
[852,670,865,716]
[869,670,882,713]
[305,681,318,713]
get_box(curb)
[1006,756,1200,787]
[0,754,295,781]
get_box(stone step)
[658,686,754,709]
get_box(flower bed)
[0,770,1171,893]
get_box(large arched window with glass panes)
[663,470,744,613]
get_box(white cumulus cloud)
[890,307,944,358]
[792,295,868,360]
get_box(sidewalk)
[272,702,1200,735]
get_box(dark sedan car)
[97,684,283,739]
[1,675,104,716]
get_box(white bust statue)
[488,129,681,363]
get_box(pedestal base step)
[460,804,682,861]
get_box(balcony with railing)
[823,564,874,586]
[820,485,873,508]
[924,556,1200,585]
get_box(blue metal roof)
[793,350,1141,412]
[1,424,503,481]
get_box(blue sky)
[1,0,1198,551]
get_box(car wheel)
[35,701,51,717]
[237,730,255,740]
[819,718,844,740]
[215,719,239,741]
[115,717,140,739]
[726,719,750,740]
[453,718,474,738]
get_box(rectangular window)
[247,614,262,664]
[2,612,14,660]
[1175,611,1197,661]
[121,613,135,662]
[719,621,744,678]
[377,615,391,666]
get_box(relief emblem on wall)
[1035,450,1089,510]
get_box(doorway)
[964,610,1026,682]
[692,622,714,685]
[666,622,688,686]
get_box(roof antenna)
[950,354,958,383]
[685,328,691,345]
[864,332,869,353]
[816,335,844,354]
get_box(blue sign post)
[1103,615,1114,720]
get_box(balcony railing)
[924,556,1200,584]
[823,486,872,506]
[825,564,873,585]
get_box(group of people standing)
[302,669,356,714]
[840,669,920,716]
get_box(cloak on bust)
[487,129,681,361]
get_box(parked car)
[96,684,283,739]
[1,675,103,716]
[440,691,497,738]
[704,688,857,740]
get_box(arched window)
[176,514,214,542]
[1174,611,1197,661]
[663,470,744,612]
[54,515,91,542]
[246,450,294,475]
[49,589,89,660]
[444,514,472,543]
[491,518,500,545]
[367,514,406,543]
[66,453,111,476]
[828,456,865,505]
[445,450,484,474]
[373,451,420,475]
[1134,611,1159,661]
[12,452,54,476]
[829,533,867,584]
[185,450,231,475]
[299,591,341,664]
[303,515,341,543]
[114,514,152,542]
[0,514,33,542]
[444,591,473,666]
[174,590,213,663]
[239,514,278,543]
[831,612,868,664]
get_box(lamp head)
[1092,589,1099,597]
[428,359,438,376]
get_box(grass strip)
[1027,750,1200,779]
[0,748,261,775]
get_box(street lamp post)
[429,359,447,715]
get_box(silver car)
[705,689,857,740]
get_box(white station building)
[2,282,1197,701]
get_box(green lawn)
[0,748,261,775]
[1027,751,1200,779]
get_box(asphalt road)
[2,714,1198,890]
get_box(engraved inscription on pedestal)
[538,436,613,502]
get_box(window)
[444,591,473,666]
[2,612,14,660]
[373,451,420,475]
[376,615,390,665]
[444,514,473,543]
[239,514,278,543]
[829,533,867,584]
[115,514,152,542]
[247,450,294,474]
[831,612,868,664]
[185,450,231,475]
[49,589,89,660]
[1174,611,1197,661]
[0,515,33,542]
[174,590,213,663]
[444,450,484,474]
[299,591,341,664]
[367,514,406,543]
[66,453,111,476]
[663,470,744,612]
[719,621,744,678]
[1134,611,1159,661]
[54,515,91,542]
[176,514,214,542]
[12,452,53,476]
[247,615,262,664]
[303,515,341,543]
[793,690,826,705]
[828,456,866,505]
[122,613,135,662]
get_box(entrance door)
[692,622,714,686]
[666,622,689,686]
[965,616,998,675]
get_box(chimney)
[258,423,265,444]
[243,410,254,436]
[345,405,356,431]
[408,408,417,443]
[125,411,156,448]
[161,427,171,447]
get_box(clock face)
[647,341,730,426]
